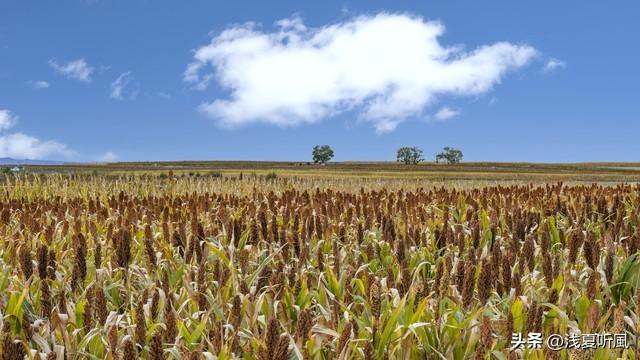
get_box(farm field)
[0,165,639,359]
[3,0,637,358]
[23,161,640,183]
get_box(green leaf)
[575,295,590,329]
[206,244,231,268]
[594,348,612,360]
[177,320,190,341]
[548,216,560,248]
[611,253,640,304]
[541,303,569,333]
[511,298,524,333]
[325,266,341,298]
[248,251,278,287]
[552,273,564,292]
[7,286,28,318]
[378,298,405,357]
[491,350,508,360]
[190,318,208,344]
[409,297,429,324]
[353,278,365,298]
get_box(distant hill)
[0,157,65,166]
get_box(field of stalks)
[1,174,640,359]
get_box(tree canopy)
[396,147,424,165]
[312,145,334,164]
[436,146,463,164]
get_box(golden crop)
[0,175,638,359]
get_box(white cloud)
[0,109,71,159]
[433,107,460,121]
[544,57,566,72]
[0,109,17,131]
[0,133,70,159]
[49,58,94,82]
[97,151,118,162]
[185,13,537,133]
[28,80,50,89]
[110,71,138,100]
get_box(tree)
[435,146,463,164]
[312,145,334,164]
[396,147,424,165]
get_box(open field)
[18,161,640,184]
[0,167,640,359]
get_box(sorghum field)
[1,172,640,359]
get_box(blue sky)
[0,1,638,162]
